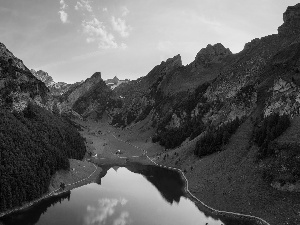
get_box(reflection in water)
[0,163,259,225]
[84,198,129,225]
[126,163,185,204]
[0,191,71,225]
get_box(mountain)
[55,72,119,120]
[109,4,300,224]
[0,43,86,213]
[31,69,81,96]
[30,69,117,120]
[113,3,300,192]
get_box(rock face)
[193,43,232,68]
[56,71,117,119]
[0,42,49,112]
[164,54,182,75]
[31,69,54,86]
[62,72,102,107]
[278,3,300,36]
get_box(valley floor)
[79,118,300,225]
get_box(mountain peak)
[193,43,232,68]
[165,54,182,64]
[91,72,102,79]
[162,54,182,75]
[278,3,300,36]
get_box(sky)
[0,0,298,83]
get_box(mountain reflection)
[0,191,71,225]
[126,164,185,204]
[98,163,185,205]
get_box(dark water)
[1,164,257,225]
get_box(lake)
[0,164,257,225]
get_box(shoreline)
[110,132,271,225]
[0,120,275,224]
[0,162,100,219]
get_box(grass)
[159,119,300,225]
[49,159,101,192]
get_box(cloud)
[120,43,128,49]
[75,0,92,12]
[82,18,119,49]
[119,198,128,206]
[111,16,132,38]
[103,8,108,12]
[84,198,129,225]
[59,10,69,23]
[59,0,69,23]
[121,6,129,17]
[113,212,129,225]
[60,0,68,9]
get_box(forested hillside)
[0,103,86,212]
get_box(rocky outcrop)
[278,3,300,36]
[192,43,232,68]
[163,54,182,75]
[31,69,55,86]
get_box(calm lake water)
[1,164,256,225]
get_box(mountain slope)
[56,72,119,120]
[113,3,300,147]
[109,4,300,224]
[0,43,87,213]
